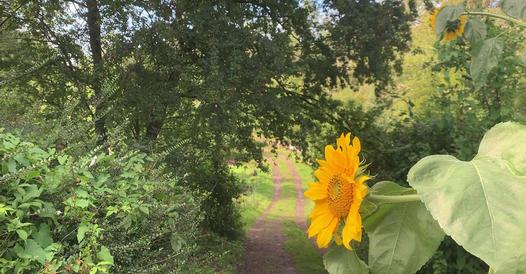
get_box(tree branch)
[0,0,28,30]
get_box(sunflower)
[429,8,467,42]
[304,133,369,250]
[443,16,467,42]
[429,8,440,30]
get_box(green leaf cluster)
[0,132,201,273]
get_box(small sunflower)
[429,8,440,29]
[429,8,467,42]
[304,133,369,250]
[443,16,467,42]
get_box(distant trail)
[238,159,297,274]
[284,157,307,229]
[284,156,320,253]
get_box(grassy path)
[237,151,326,274]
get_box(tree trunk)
[144,106,166,141]
[86,0,107,146]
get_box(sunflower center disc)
[446,19,461,32]
[327,174,354,218]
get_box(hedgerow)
[0,132,201,273]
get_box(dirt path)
[238,159,299,274]
[285,156,322,253]
[284,157,307,229]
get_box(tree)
[1,0,417,237]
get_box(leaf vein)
[471,161,497,256]
[385,203,408,274]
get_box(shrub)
[0,131,201,273]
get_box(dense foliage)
[1,0,420,272]
[1,0,417,242]
[0,132,200,273]
[2,0,525,273]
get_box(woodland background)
[1,0,524,273]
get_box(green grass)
[293,160,316,220]
[283,220,326,274]
[268,156,298,219]
[232,161,275,229]
[275,155,326,274]
[183,234,243,274]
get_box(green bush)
[184,160,243,240]
[0,131,201,273]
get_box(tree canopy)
[1,0,417,237]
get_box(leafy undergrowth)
[0,133,205,273]
[182,234,243,274]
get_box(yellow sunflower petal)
[342,208,362,249]
[314,168,331,183]
[325,145,347,171]
[355,176,369,199]
[317,159,339,171]
[350,213,363,242]
[324,145,339,163]
[444,31,455,42]
[337,133,351,151]
[304,183,328,200]
[308,212,335,238]
[316,217,339,248]
[429,8,440,30]
[309,200,329,219]
[352,136,361,154]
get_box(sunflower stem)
[367,194,421,204]
[464,11,526,28]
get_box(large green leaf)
[435,5,464,37]
[97,246,114,266]
[77,223,89,243]
[323,246,368,274]
[501,0,526,19]
[407,122,526,274]
[359,198,378,219]
[34,223,53,248]
[364,182,444,274]
[14,239,48,264]
[470,38,503,89]
[464,18,487,44]
[478,122,526,175]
